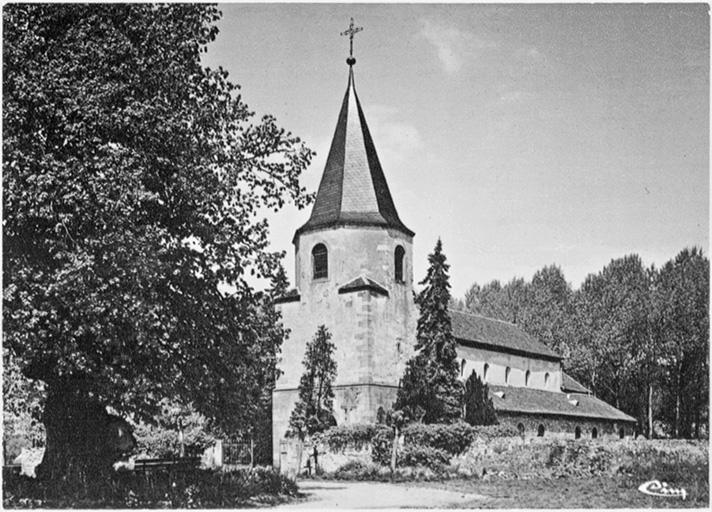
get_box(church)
[272,34,635,467]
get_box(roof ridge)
[449,308,521,329]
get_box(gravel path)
[275,480,486,509]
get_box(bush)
[2,467,298,508]
[331,460,389,481]
[397,445,449,472]
[315,424,390,452]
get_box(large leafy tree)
[651,248,709,438]
[3,4,312,480]
[566,255,651,420]
[288,325,337,439]
[396,239,463,423]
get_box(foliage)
[650,248,709,438]
[287,325,337,439]
[132,401,215,459]
[315,424,389,452]
[397,445,450,471]
[463,371,498,426]
[2,466,298,508]
[3,3,312,479]
[371,422,518,466]
[459,249,709,440]
[396,239,463,423]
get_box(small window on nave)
[312,243,328,279]
[460,359,466,377]
[525,370,531,387]
[575,426,581,439]
[394,245,405,283]
[592,427,598,439]
[505,367,511,384]
[483,364,489,382]
[544,372,550,388]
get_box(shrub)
[403,422,474,455]
[397,445,449,472]
[331,460,389,481]
[315,424,390,452]
[2,467,298,508]
[371,427,395,466]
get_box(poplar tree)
[396,239,463,423]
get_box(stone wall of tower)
[272,225,417,468]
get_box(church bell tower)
[272,20,416,467]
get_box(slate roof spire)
[295,65,414,240]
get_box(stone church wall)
[496,411,635,440]
[456,345,562,392]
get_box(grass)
[418,476,709,509]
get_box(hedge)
[3,467,298,508]
[314,423,390,452]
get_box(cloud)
[420,19,496,74]
[366,105,422,166]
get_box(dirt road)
[275,480,486,509]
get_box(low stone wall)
[451,438,708,480]
[313,443,372,473]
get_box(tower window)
[505,367,511,384]
[592,427,598,439]
[537,424,545,437]
[619,427,625,439]
[312,243,328,279]
[575,426,581,439]
[394,245,405,283]
[517,423,525,436]
[525,370,531,387]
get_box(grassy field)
[418,476,709,509]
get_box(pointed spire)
[295,68,414,240]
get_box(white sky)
[202,3,709,298]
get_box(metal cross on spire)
[341,17,363,66]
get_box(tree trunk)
[647,383,653,439]
[674,362,682,438]
[390,425,399,475]
[36,382,119,489]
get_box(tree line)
[452,249,709,439]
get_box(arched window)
[575,426,581,439]
[525,370,531,387]
[619,427,625,439]
[394,245,405,283]
[544,372,550,388]
[460,359,466,377]
[537,424,545,437]
[483,364,489,382]
[517,423,525,436]
[505,367,511,384]
[312,244,328,279]
[591,427,598,439]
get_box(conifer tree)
[464,370,498,426]
[288,325,337,439]
[396,239,463,423]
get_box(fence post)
[214,440,223,468]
